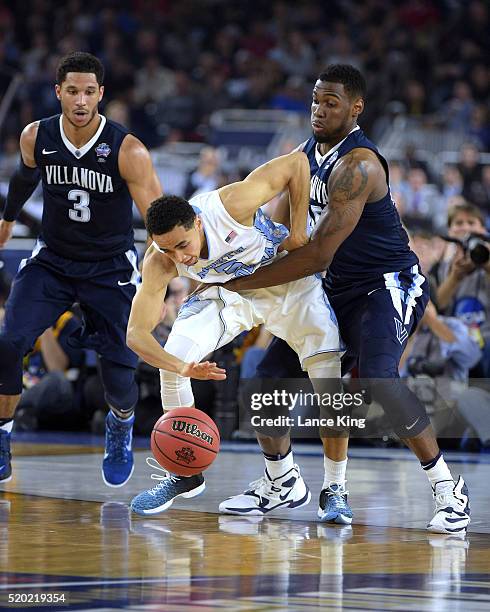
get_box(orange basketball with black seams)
[151,407,220,476]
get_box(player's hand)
[180,360,227,380]
[0,220,14,249]
[278,232,309,252]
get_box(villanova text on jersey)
[44,165,114,193]
[34,114,134,261]
[302,126,418,295]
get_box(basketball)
[151,407,220,476]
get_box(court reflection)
[0,493,488,611]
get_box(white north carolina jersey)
[175,189,289,283]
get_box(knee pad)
[0,335,24,395]
[369,377,431,438]
[99,359,138,413]
[160,335,204,410]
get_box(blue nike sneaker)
[0,430,12,483]
[318,482,353,524]
[102,412,135,487]
[131,457,205,516]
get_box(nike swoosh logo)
[118,280,132,286]
[405,417,420,431]
[42,149,57,155]
[279,487,294,501]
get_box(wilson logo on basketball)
[172,420,215,445]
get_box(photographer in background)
[402,300,485,449]
[432,202,490,378]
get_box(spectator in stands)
[388,160,407,213]
[457,143,484,205]
[468,104,490,151]
[432,202,490,378]
[402,300,483,449]
[133,55,176,106]
[399,168,441,231]
[438,165,464,220]
[15,311,84,431]
[184,147,223,200]
[446,80,476,132]
[269,30,315,79]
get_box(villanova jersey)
[174,190,288,283]
[34,114,134,261]
[303,126,418,295]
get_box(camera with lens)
[407,356,446,378]
[462,235,490,267]
[440,233,490,267]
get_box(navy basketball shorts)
[2,241,140,368]
[328,265,430,378]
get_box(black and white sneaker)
[427,476,470,534]
[218,464,310,515]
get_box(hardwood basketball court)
[1,434,489,611]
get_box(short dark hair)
[318,64,366,100]
[447,201,485,227]
[56,52,104,85]
[146,195,196,236]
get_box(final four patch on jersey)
[95,142,111,158]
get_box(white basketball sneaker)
[427,476,470,534]
[218,464,311,515]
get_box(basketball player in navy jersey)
[0,52,162,488]
[219,65,470,534]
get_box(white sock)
[0,420,13,434]
[264,449,295,480]
[323,456,347,489]
[423,454,454,490]
[110,410,134,422]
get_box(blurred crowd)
[0,0,489,446]
[0,0,488,148]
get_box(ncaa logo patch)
[95,142,111,158]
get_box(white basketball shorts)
[167,275,344,369]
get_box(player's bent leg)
[0,335,27,483]
[359,288,470,533]
[100,359,138,487]
[219,346,315,516]
[220,414,310,515]
[131,334,207,515]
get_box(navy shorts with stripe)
[257,266,429,379]
[327,265,429,378]
[3,241,140,368]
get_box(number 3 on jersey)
[68,189,91,223]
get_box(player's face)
[152,219,203,266]
[448,212,486,239]
[55,72,104,128]
[311,81,363,143]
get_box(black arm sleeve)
[2,159,41,222]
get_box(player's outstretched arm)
[119,134,163,219]
[225,149,381,291]
[218,151,310,228]
[126,250,226,380]
[0,122,40,248]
